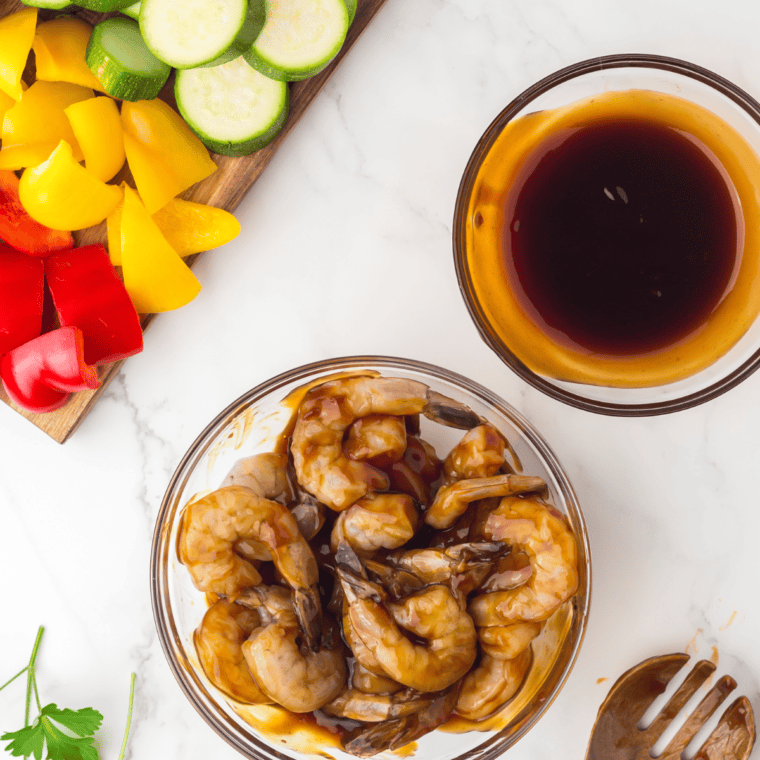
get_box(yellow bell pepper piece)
[65,97,125,183]
[0,88,15,129]
[0,8,36,101]
[151,198,241,256]
[121,100,217,214]
[120,185,201,313]
[0,81,93,170]
[19,140,123,230]
[33,17,107,94]
[107,189,125,266]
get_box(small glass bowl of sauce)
[454,54,760,415]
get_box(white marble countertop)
[3,0,760,757]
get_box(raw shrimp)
[351,663,402,695]
[386,542,507,594]
[330,493,419,556]
[178,485,322,649]
[338,568,477,692]
[223,453,324,560]
[478,621,543,660]
[194,599,271,705]
[291,376,482,511]
[222,452,294,502]
[236,585,347,713]
[443,423,507,482]
[344,684,460,757]
[323,687,434,722]
[469,497,578,626]
[425,473,545,530]
[456,648,532,721]
[344,414,407,465]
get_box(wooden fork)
[585,653,755,759]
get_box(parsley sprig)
[0,627,136,760]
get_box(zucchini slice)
[244,0,349,82]
[345,0,356,24]
[139,0,247,69]
[21,0,73,8]
[200,0,266,68]
[76,0,135,10]
[120,1,141,19]
[175,56,288,156]
[86,17,171,101]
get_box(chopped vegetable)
[139,0,247,69]
[244,0,349,82]
[0,169,73,256]
[200,0,266,68]
[65,96,126,182]
[106,187,125,266]
[0,8,37,101]
[45,244,143,365]
[120,99,217,214]
[32,17,107,93]
[19,140,124,231]
[152,197,241,256]
[22,0,74,8]
[120,185,201,313]
[0,326,99,413]
[0,80,94,171]
[108,193,240,264]
[0,88,15,128]
[175,56,289,156]
[345,0,357,24]
[86,17,171,102]
[121,1,141,18]
[76,0,137,10]
[0,245,44,355]
[0,627,136,760]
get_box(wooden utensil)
[0,0,389,443]
[586,653,755,759]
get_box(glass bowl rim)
[150,354,592,760]
[453,52,760,417]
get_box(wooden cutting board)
[0,0,389,443]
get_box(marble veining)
[3,0,760,758]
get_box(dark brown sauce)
[504,117,741,356]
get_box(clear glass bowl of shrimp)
[151,356,591,760]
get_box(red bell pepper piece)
[45,244,143,365]
[0,170,73,257]
[0,326,100,413]
[0,244,44,355]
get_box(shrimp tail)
[363,559,425,599]
[423,390,483,430]
[335,540,365,575]
[336,566,386,605]
[343,683,460,757]
[293,586,323,651]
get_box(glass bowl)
[151,356,591,760]
[454,54,760,416]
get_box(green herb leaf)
[1,628,134,760]
[1,723,45,760]
[2,704,103,760]
[38,706,103,739]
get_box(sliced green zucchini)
[76,0,135,10]
[86,17,171,101]
[21,0,73,8]
[243,0,349,82]
[175,56,288,156]
[120,1,141,19]
[200,0,266,68]
[139,0,247,69]
[345,0,356,24]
